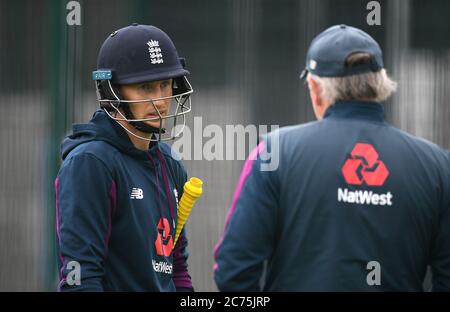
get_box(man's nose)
[149,90,166,109]
[151,98,166,111]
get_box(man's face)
[119,79,173,129]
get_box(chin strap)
[119,99,166,135]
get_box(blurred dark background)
[0,0,449,291]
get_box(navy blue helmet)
[92,23,193,141]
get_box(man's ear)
[307,74,331,120]
[307,75,321,107]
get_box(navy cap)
[300,24,384,79]
[96,23,189,84]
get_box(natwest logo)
[338,188,393,206]
[342,143,389,186]
[155,218,173,257]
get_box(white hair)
[309,69,397,103]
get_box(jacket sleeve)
[55,153,115,292]
[431,153,450,291]
[172,163,194,291]
[214,140,278,291]
[173,227,193,291]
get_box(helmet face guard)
[93,70,193,142]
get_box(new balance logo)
[130,188,144,199]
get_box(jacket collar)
[323,100,385,123]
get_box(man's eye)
[161,81,171,89]
[139,84,151,92]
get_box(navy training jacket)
[55,110,192,291]
[214,101,450,291]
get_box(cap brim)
[299,69,308,80]
[114,68,190,85]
